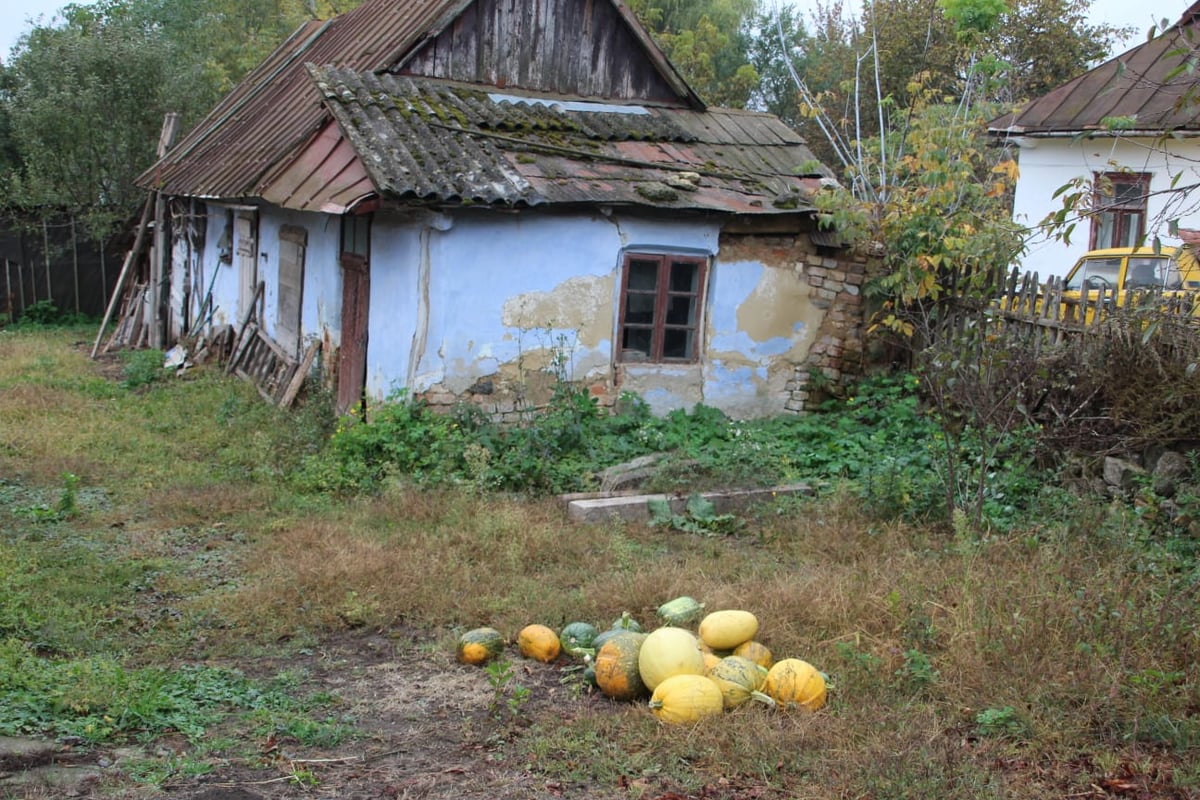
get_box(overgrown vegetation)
[1,326,1198,798]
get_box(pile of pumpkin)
[456,596,826,724]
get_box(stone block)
[566,484,813,524]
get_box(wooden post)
[17,258,27,312]
[99,236,108,312]
[71,216,80,315]
[3,259,11,324]
[90,197,154,358]
[150,112,180,350]
[42,219,52,305]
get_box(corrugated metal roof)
[989,4,1200,135]
[139,0,704,200]
[310,67,826,212]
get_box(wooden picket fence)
[932,265,1200,353]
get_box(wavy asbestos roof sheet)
[310,67,827,212]
[989,4,1200,136]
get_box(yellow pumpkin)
[707,655,768,709]
[517,623,562,663]
[760,658,826,711]
[732,640,773,669]
[638,627,707,691]
[701,651,722,673]
[648,674,725,724]
[456,627,505,666]
[595,631,648,701]
[698,610,759,651]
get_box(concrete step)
[566,483,811,524]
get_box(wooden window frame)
[617,252,708,364]
[1089,172,1150,250]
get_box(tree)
[0,4,213,237]
[0,0,363,238]
[627,0,762,107]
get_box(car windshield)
[1065,257,1121,291]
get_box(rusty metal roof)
[139,0,703,201]
[989,3,1200,136]
[308,67,826,212]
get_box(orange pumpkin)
[517,624,562,663]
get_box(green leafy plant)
[119,349,167,390]
[648,493,743,536]
[484,659,531,719]
[974,706,1030,739]
[895,649,939,692]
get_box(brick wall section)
[783,245,871,413]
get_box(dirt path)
[3,631,629,800]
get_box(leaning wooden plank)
[91,196,154,358]
[279,341,320,408]
[227,321,260,376]
[226,282,265,374]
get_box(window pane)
[1118,214,1142,247]
[628,259,659,291]
[1068,258,1121,290]
[622,327,652,358]
[1126,257,1164,288]
[1094,212,1117,249]
[662,328,693,359]
[666,294,696,326]
[625,293,655,325]
[669,261,699,292]
[1113,181,1144,207]
[342,215,369,256]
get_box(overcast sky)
[0,0,1189,63]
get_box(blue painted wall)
[182,204,825,417]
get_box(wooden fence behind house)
[935,266,1200,353]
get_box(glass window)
[1066,257,1122,291]
[618,253,707,363]
[1090,173,1149,250]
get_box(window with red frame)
[617,253,707,363]
[1090,172,1149,249]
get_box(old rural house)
[989,2,1200,278]
[139,0,869,417]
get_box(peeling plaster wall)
[180,202,867,418]
[189,203,342,349]
[196,203,239,331]
[385,210,719,415]
[255,207,342,351]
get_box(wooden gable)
[395,0,694,106]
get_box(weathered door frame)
[337,213,371,414]
[277,225,307,358]
[235,211,259,323]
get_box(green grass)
[0,326,1197,798]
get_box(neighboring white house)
[138,0,870,418]
[988,1,1200,278]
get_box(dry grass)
[3,328,1198,799]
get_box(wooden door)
[235,212,259,322]
[277,226,307,358]
[337,254,369,414]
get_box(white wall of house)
[1010,135,1200,278]
[190,203,343,350]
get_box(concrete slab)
[566,483,811,524]
[0,736,57,770]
